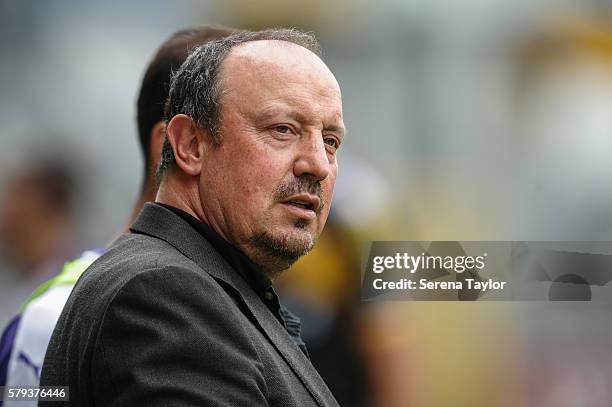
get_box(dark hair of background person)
[136,25,235,190]
[157,28,321,178]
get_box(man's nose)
[293,133,330,181]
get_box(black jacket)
[40,203,338,406]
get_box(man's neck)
[122,180,158,235]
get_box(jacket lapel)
[130,203,338,407]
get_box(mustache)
[273,176,324,213]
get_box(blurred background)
[2,0,612,405]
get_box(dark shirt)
[155,203,308,357]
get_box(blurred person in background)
[0,25,234,405]
[0,159,78,283]
[0,157,81,331]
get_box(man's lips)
[283,194,321,212]
[280,194,321,220]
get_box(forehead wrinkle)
[222,73,342,123]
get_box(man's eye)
[324,137,339,149]
[273,125,292,134]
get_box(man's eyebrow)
[256,107,345,136]
[325,124,346,137]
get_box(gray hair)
[157,28,322,178]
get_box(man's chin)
[247,227,316,267]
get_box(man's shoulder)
[45,231,231,365]
[72,232,219,312]
[40,231,250,400]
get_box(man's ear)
[165,114,206,176]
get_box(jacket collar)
[130,203,337,407]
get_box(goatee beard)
[246,226,315,277]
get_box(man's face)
[199,40,344,273]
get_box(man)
[0,25,233,405]
[41,28,344,406]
